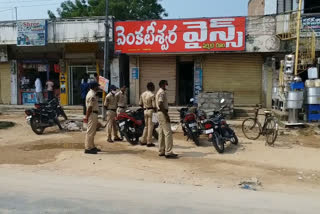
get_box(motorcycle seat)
[264,110,272,114]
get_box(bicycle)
[242,104,279,146]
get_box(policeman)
[116,85,127,115]
[104,85,122,143]
[139,82,156,147]
[156,80,178,159]
[84,82,101,154]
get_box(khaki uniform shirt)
[156,88,168,110]
[139,90,156,109]
[86,89,99,111]
[116,91,127,108]
[104,92,117,110]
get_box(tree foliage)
[48,0,168,20]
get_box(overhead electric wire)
[0,0,61,4]
[0,8,13,13]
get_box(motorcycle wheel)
[212,133,224,154]
[230,134,239,145]
[123,131,138,145]
[192,133,200,146]
[30,117,45,135]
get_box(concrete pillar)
[129,56,140,105]
[10,60,18,105]
[262,57,273,108]
[110,57,120,88]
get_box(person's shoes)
[107,139,114,143]
[140,141,147,146]
[147,143,156,147]
[165,153,179,159]
[84,149,97,154]
[114,137,123,142]
[158,153,165,157]
[93,147,102,152]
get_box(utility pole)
[102,0,109,120]
[294,0,303,76]
[15,7,17,21]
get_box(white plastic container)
[315,79,320,87]
[305,79,315,88]
[308,67,319,79]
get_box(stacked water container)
[285,55,304,124]
[305,67,320,122]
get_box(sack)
[152,113,158,123]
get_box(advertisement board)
[17,20,47,46]
[115,17,246,54]
[302,16,320,37]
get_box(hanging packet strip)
[98,76,109,92]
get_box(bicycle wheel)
[264,118,278,146]
[242,118,261,140]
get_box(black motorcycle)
[178,99,201,146]
[35,97,68,121]
[203,99,238,153]
[25,105,63,135]
[116,108,158,145]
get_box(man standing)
[35,76,43,104]
[84,82,101,155]
[116,86,127,115]
[139,82,156,147]
[46,78,54,101]
[156,80,178,159]
[104,85,122,143]
[80,74,90,115]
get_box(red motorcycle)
[116,108,158,145]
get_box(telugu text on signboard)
[302,16,320,37]
[115,17,246,53]
[17,20,47,46]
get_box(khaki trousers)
[106,110,119,140]
[117,107,126,116]
[140,109,154,144]
[85,113,98,150]
[158,112,173,155]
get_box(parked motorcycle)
[116,108,158,145]
[203,99,238,153]
[178,98,201,146]
[34,97,68,121]
[25,105,63,135]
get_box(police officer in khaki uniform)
[84,82,101,154]
[139,82,156,147]
[104,85,122,143]
[116,86,127,115]
[156,80,178,159]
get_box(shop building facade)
[0,17,114,106]
[115,16,281,107]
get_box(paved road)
[1,168,320,214]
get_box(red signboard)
[115,17,246,54]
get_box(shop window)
[19,62,60,105]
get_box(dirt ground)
[1,113,320,194]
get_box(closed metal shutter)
[203,54,263,105]
[0,63,11,104]
[139,56,176,104]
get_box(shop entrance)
[69,65,96,105]
[178,62,194,105]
